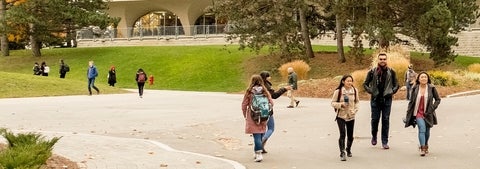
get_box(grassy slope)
[1,46,480,99]
[0,46,258,95]
[0,72,127,98]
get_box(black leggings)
[137,82,145,96]
[336,118,355,152]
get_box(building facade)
[108,0,214,38]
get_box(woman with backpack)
[331,74,359,161]
[259,71,291,153]
[241,74,273,162]
[136,68,147,98]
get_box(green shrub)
[0,129,61,169]
[467,63,480,73]
[428,71,457,86]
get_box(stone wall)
[77,31,480,57]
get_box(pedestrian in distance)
[404,72,441,156]
[259,71,291,154]
[108,65,117,87]
[241,75,273,162]
[41,61,49,76]
[59,59,69,78]
[331,74,359,161]
[33,62,41,75]
[286,67,300,108]
[363,53,399,149]
[405,64,417,100]
[87,60,100,95]
[136,68,147,98]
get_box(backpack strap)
[336,89,342,102]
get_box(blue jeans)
[252,133,264,151]
[262,115,274,141]
[87,78,99,95]
[370,96,392,145]
[416,118,430,146]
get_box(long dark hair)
[336,74,354,90]
[259,71,270,82]
[415,71,431,84]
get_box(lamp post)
[174,14,178,39]
[163,12,166,37]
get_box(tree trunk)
[29,23,41,57]
[299,6,314,58]
[0,0,9,56]
[335,13,346,63]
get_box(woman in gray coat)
[404,72,441,156]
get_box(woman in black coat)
[259,71,291,153]
[108,66,117,87]
[404,72,441,156]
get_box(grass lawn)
[0,46,260,97]
[1,45,480,98]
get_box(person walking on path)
[363,53,399,149]
[241,75,273,162]
[87,60,100,95]
[331,75,359,161]
[405,64,417,100]
[287,67,300,108]
[108,66,117,87]
[404,72,441,156]
[59,59,68,78]
[136,68,147,98]
[259,71,291,153]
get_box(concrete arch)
[107,0,212,38]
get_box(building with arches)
[107,0,216,38]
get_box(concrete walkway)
[1,90,479,169]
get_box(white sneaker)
[254,151,263,162]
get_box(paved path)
[1,90,479,169]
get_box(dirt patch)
[247,52,480,99]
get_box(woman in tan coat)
[241,75,273,162]
[331,75,360,161]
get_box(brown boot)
[419,146,426,156]
[424,145,429,154]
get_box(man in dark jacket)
[59,59,68,78]
[363,53,399,149]
[287,67,300,108]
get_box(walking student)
[405,64,417,100]
[331,75,359,161]
[259,71,291,153]
[404,72,441,156]
[87,60,100,95]
[108,65,117,87]
[59,59,69,78]
[363,53,399,149]
[241,75,273,162]
[286,67,300,108]
[136,68,147,98]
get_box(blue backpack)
[250,93,271,124]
